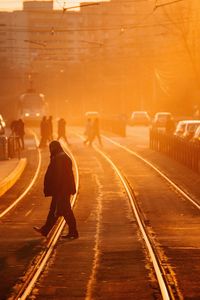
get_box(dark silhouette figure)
[10,120,18,135]
[10,119,25,149]
[47,115,53,142]
[90,118,102,146]
[83,118,93,145]
[17,119,25,149]
[39,116,48,148]
[57,118,70,145]
[33,140,78,239]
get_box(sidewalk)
[0,158,27,197]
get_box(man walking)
[34,140,78,239]
[47,115,53,141]
[57,118,70,145]
[90,117,102,146]
[39,116,48,148]
[17,119,25,149]
[83,118,93,145]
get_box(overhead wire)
[0,0,195,66]
[154,0,185,10]
[1,13,199,33]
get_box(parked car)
[0,114,6,135]
[152,112,173,129]
[191,125,200,144]
[174,120,200,140]
[130,111,151,126]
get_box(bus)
[18,90,49,124]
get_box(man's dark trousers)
[40,194,77,236]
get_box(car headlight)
[25,113,30,117]
[36,113,40,117]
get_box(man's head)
[49,140,63,157]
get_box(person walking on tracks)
[83,118,93,146]
[17,119,25,149]
[57,118,70,146]
[10,119,25,149]
[90,117,102,146]
[33,140,78,239]
[47,115,53,142]
[39,116,48,148]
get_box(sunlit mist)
[0,0,200,122]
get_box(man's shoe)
[62,232,79,240]
[33,226,47,237]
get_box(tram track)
[26,134,163,300]
[6,129,199,300]
[8,132,164,300]
[95,132,200,300]
[102,134,200,211]
[72,128,200,299]
[10,141,80,300]
[72,131,181,300]
[93,146,173,300]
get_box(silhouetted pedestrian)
[47,115,53,142]
[57,118,70,145]
[33,140,78,239]
[83,118,93,145]
[90,118,102,146]
[17,119,25,149]
[10,119,25,149]
[10,120,18,135]
[39,116,48,148]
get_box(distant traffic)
[129,110,200,144]
[18,89,49,124]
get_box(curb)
[0,158,27,197]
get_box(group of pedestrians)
[10,118,25,149]
[83,117,102,146]
[39,116,69,148]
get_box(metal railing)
[150,129,200,173]
[0,135,21,160]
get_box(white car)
[130,111,150,126]
[191,125,200,144]
[174,120,200,140]
[152,112,172,128]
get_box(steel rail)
[0,131,42,219]
[93,145,171,300]
[102,135,200,211]
[13,141,79,300]
[72,132,171,300]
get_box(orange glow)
[0,0,200,121]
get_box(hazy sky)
[0,0,82,11]
[0,0,21,11]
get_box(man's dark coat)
[44,151,76,198]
